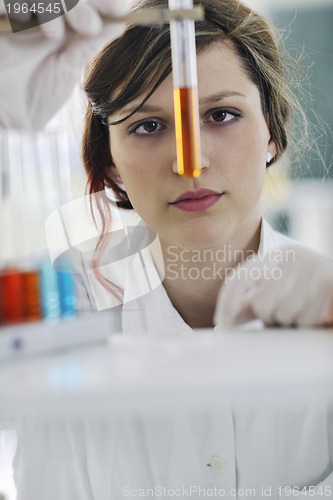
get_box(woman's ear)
[267,138,277,164]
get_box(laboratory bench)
[0,315,332,417]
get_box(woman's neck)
[155,218,262,329]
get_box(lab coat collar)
[121,217,302,334]
[121,222,192,335]
[121,219,282,335]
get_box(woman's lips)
[169,188,224,212]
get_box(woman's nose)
[172,156,179,174]
[200,146,211,172]
[171,145,211,175]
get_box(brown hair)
[82,0,300,297]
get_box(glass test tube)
[169,0,201,178]
[51,132,76,319]
[37,132,63,321]
[37,132,76,320]
[0,131,25,325]
[20,132,43,322]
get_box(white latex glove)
[214,245,333,328]
[0,0,130,129]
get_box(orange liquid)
[173,87,201,178]
[23,271,42,322]
[0,276,3,325]
[0,269,25,325]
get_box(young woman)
[12,0,333,498]
[76,0,333,330]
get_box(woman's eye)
[207,109,240,124]
[130,120,164,135]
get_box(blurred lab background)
[0,0,332,498]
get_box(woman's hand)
[0,0,129,129]
[214,245,333,328]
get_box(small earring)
[266,152,272,164]
[113,174,123,183]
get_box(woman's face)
[108,40,276,250]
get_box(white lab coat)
[10,220,333,499]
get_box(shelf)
[0,320,332,417]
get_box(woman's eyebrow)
[199,91,246,104]
[119,103,164,116]
[116,90,246,119]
